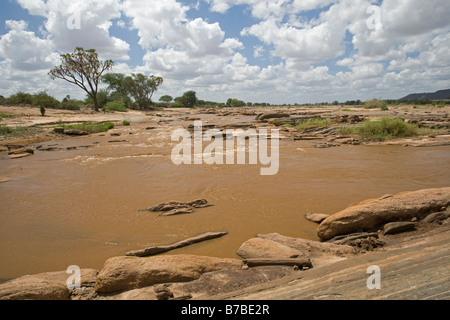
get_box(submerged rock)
[141,199,213,217]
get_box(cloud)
[1,0,449,103]
[0,20,58,71]
[17,0,130,60]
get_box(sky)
[0,0,449,105]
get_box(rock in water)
[317,187,450,240]
[142,199,213,217]
[304,213,330,224]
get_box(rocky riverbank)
[1,187,448,300]
[1,104,450,154]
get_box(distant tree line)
[0,91,84,110]
[3,46,447,111]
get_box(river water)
[1,113,449,279]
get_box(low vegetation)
[296,118,332,132]
[0,125,42,137]
[62,122,115,134]
[363,99,389,111]
[103,101,127,112]
[339,117,422,141]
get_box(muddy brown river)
[1,113,449,280]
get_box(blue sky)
[0,0,449,104]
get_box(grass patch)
[296,118,332,132]
[63,122,115,134]
[0,125,42,137]
[122,120,131,126]
[0,112,13,121]
[338,125,357,136]
[273,120,294,127]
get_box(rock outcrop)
[237,233,355,267]
[0,269,97,300]
[95,254,243,294]
[317,187,450,240]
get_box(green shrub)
[59,99,81,110]
[357,117,418,140]
[103,101,127,112]
[40,106,46,116]
[122,120,130,126]
[6,92,33,105]
[171,101,185,108]
[32,91,60,109]
[364,99,388,111]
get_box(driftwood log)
[125,231,228,257]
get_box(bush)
[171,101,185,108]
[363,99,388,111]
[357,117,418,140]
[103,101,127,112]
[40,106,46,116]
[86,89,109,109]
[122,120,130,126]
[60,99,81,110]
[32,91,60,109]
[6,92,33,105]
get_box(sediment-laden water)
[1,113,449,279]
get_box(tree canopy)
[49,47,114,111]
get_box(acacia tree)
[124,73,164,110]
[180,91,198,108]
[49,47,114,111]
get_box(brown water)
[1,115,449,280]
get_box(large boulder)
[237,238,303,260]
[0,277,69,300]
[100,266,295,300]
[95,254,243,294]
[0,269,98,300]
[317,187,450,240]
[237,234,355,267]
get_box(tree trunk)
[93,94,99,112]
